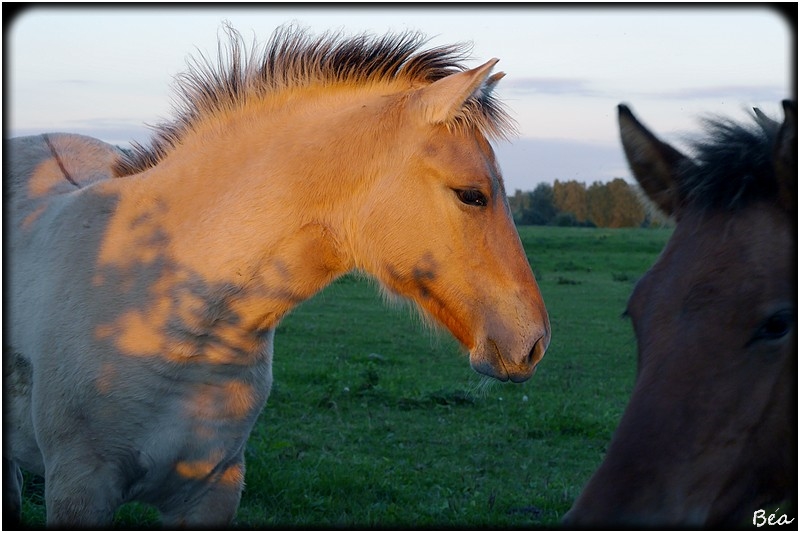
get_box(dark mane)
[679,110,782,211]
[113,24,513,177]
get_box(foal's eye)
[750,310,795,345]
[455,189,488,207]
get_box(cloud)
[501,78,787,104]
[502,77,603,97]
[654,84,788,102]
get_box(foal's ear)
[483,71,506,96]
[618,104,692,216]
[774,100,797,213]
[415,58,499,125]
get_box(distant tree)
[508,189,530,224]
[586,181,613,227]
[606,178,646,227]
[525,183,558,225]
[552,212,577,226]
[509,184,558,225]
[509,179,658,228]
[553,180,588,223]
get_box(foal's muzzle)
[469,332,548,383]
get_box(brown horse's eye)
[455,189,488,207]
[750,310,794,345]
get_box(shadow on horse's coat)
[4,25,550,526]
[565,101,797,526]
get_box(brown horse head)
[566,101,797,526]
[351,59,550,382]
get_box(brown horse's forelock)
[678,111,783,212]
[113,23,514,177]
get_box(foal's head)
[350,63,550,382]
[336,37,550,382]
[114,26,550,382]
[567,101,796,525]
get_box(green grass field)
[19,226,672,527]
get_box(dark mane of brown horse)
[678,111,783,211]
[114,23,514,177]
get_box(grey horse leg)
[44,460,124,526]
[3,458,24,526]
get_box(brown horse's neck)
[93,92,399,358]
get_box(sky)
[6,5,794,192]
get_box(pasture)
[18,225,672,527]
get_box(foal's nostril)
[527,334,548,367]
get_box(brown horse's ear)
[754,107,781,130]
[618,104,692,217]
[774,100,797,213]
[415,58,499,125]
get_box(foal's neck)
[98,95,391,346]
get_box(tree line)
[508,178,670,228]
